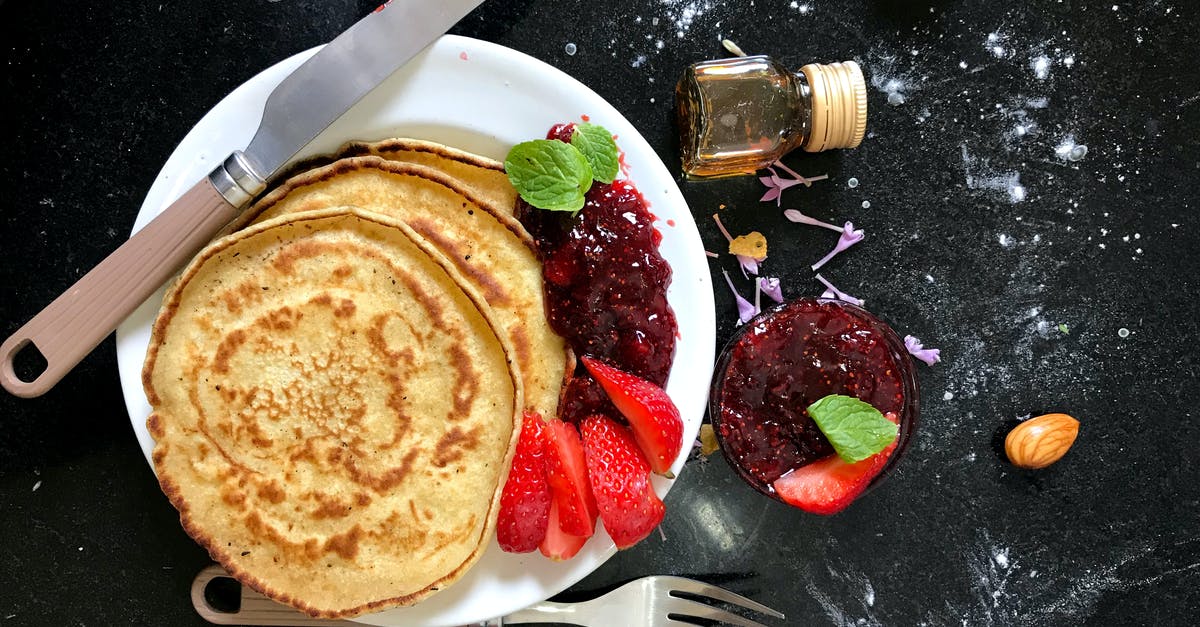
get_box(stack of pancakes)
[143,140,570,617]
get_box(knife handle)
[0,177,240,398]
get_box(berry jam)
[516,124,678,424]
[710,298,918,497]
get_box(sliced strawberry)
[497,411,552,553]
[772,412,900,515]
[539,499,588,561]
[543,419,598,537]
[580,414,665,549]
[580,357,683,476]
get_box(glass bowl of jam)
[708,297,919,506]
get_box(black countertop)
[2,1,1198,625]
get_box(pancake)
[144,207,521,618]
[276,138,517,216]
[242,155,568,422]
[337,138,518,214]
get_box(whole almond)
[1004,413,1080,469]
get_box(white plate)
[115,35,715,627]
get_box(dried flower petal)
[759,276,783,303]
[737,255,760,277]
[729,232,768,260]
[723,270,758,324]
[815,273,864,306]
[758,164,829,206]
[783,209,844,233]
[705,250,720,258]
[811,222,865,271]
[904,335,942,366]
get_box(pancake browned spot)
[144,208,522,618]
[239,155,567,423]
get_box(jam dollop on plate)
[709,298,919,500]
[516,123,678,424]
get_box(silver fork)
[193,564,784,626]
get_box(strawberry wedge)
[497,411,552,553]
[581,357,683,476]
[539,499,589,561]
[580,414,665,549]
[543,419,598,538]
[773,413,900,515]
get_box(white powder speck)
[1136,248,1143,254]
[655,39,664,50]
[865,582,876,607]
[847,177,859,188]
[862,200,871,209]
[960,61,968,69]
[798,3,811,14]
[1009,184,1027,202]
[1032,55,1052,79]
[631,55,647,68]
[1118,327,1130,338]
[925,274,935,283]
[1063,55,1075,67]
[998,233,1015,248]
[1055,136,1089,162]
[564,42,577,56]
[995,549,1010,569]
[32,480,42,492]
[993,46,1006,57]
[78,546,84,552]
[1134,233,1141,239]
[944,391,954,401]
[888,92,906,106]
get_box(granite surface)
[2,1,1198,625]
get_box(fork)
[192,564,784,626]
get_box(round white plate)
[115,35,715,627]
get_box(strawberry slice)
[580,357,683,476]
[497,411,552,553]
[543,419,598,538]
[772,412,900,515]
[539,499,588,560]
[580,414,665,549]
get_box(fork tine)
[661,596,770,627]
[656,576,785,619]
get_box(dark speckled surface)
[2,1,1198,625]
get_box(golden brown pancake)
[242,155,568,422]
[144,207,521,618]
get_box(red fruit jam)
[516,124,678,424]
[709,298,918,499]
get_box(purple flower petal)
[904,335,942,366]
[814,273,864,306]
[811,222,866,271]
[737,254,760,277]
[759,276,783,303]
[760,187,782,203]
[783,209,844,232]
[723,270,758,324]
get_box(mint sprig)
[571,123,620,184]
[806,394,898,463]
[505,123,621,212]
[504,139,593,212]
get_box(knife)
[0,0,485,398]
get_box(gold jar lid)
[799,60,867,152]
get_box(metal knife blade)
[216,0,486,205]
[0,0,484,397]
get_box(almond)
[1004,413,1080,469]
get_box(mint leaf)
[570,123,620,184]
[505,139,593,212]
[806,395,898,463]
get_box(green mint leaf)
[1057,323,1070,335]
[505,139,594,212]
[570,123,620,184]
[806,394,898,463]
